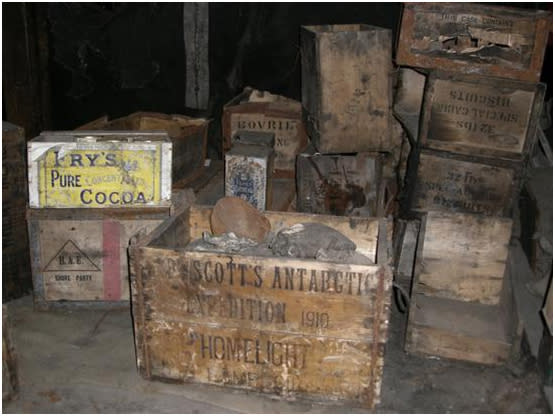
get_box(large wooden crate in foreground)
[396,3,552,83]
[129,205,393,408]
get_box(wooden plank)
[396,3,552,83]
[28,130,172,209]
[3,122,33,300]
[412,149,521,217]
[222,88,309,177]
[2,305,19,401]
[420,71,546,161]
[413,211,512,305]
[76,112,209,186]
[296,152,383,217]
[393,68,426,142]
[301,24,393,153]
[129,206,393,408]
[183,2,209,109]
[405,294,513,365]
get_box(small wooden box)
[3,122,33,300]
[28,131,172,209]
[28,190,194,310]
[420,72,546,161]
[225,143,274,211]
[222,88,309,178]
[301,24,393,153]
[129,206,392,409]
[77,112,209,186]
[296,152,383,217]
[412,210,512,305]
[411,149,522,217]
[396,3,552,83]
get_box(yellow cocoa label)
[38,148,161,208]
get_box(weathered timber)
[28,190,194,310]
[420,71,546,161]
[3,122,33,301]
[396,3,552,83]
[412,211,512,305]
[301,24,393,153]
[296,152,383,217]
[405,294,514,365]
[222,87,309,177]
[77,111,209,186]
[393,67,426,141]
[411,149,522,217]
[2,305,19,401]
[129,205,392,408]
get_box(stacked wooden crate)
[395,2,551,364]
[298,24,398,218]
[26,130,193,310]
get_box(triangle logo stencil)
[44,240,101,272]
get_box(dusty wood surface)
[396,3,552,82]
[210,196,271,242]
[301,24,393,153]
[413,211,512,305]
[222,87,309,177]
[420,71,546,161]
[2,122,33,301]
[2,305,19,401]
[76,111,209,185]
[393,68,426,141]
[296,152,383,217]
[129,206,392,408]
[405,294,513,365]
[412,149,521,217]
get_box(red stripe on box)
[103,220,121,300]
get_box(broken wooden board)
[420,71,546,161]
[393,67,426,142]
[301,24,393,153]
[28,190,194,310]
[411,149,521,217]
[396,3,552,83]
[296,152,383,217]
[129,205,393,408]
[405,293,514,365]
[28,130,172,209]
[393,219,421,296]
[222,87,309,178]
[77,112,209,186]
[3,122,33,300]
[412,211,512,305]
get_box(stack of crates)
[26,130,178,310]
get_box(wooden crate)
[77,112,209,187]
[28,190,194,310]
[28,130,172,209]
[405,294,515,365]
[413,211,512,305]
[3,122,32,300]
[296,152,384,217]
[301,24,393,153]
[225,143,274,211]
[420,71,546,161]
[2,305,19,401]
[411,149,522,217]
[129,205,393,408]
[222,87,309,178]
[396,3,552,83]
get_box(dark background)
[3,2,552,158]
